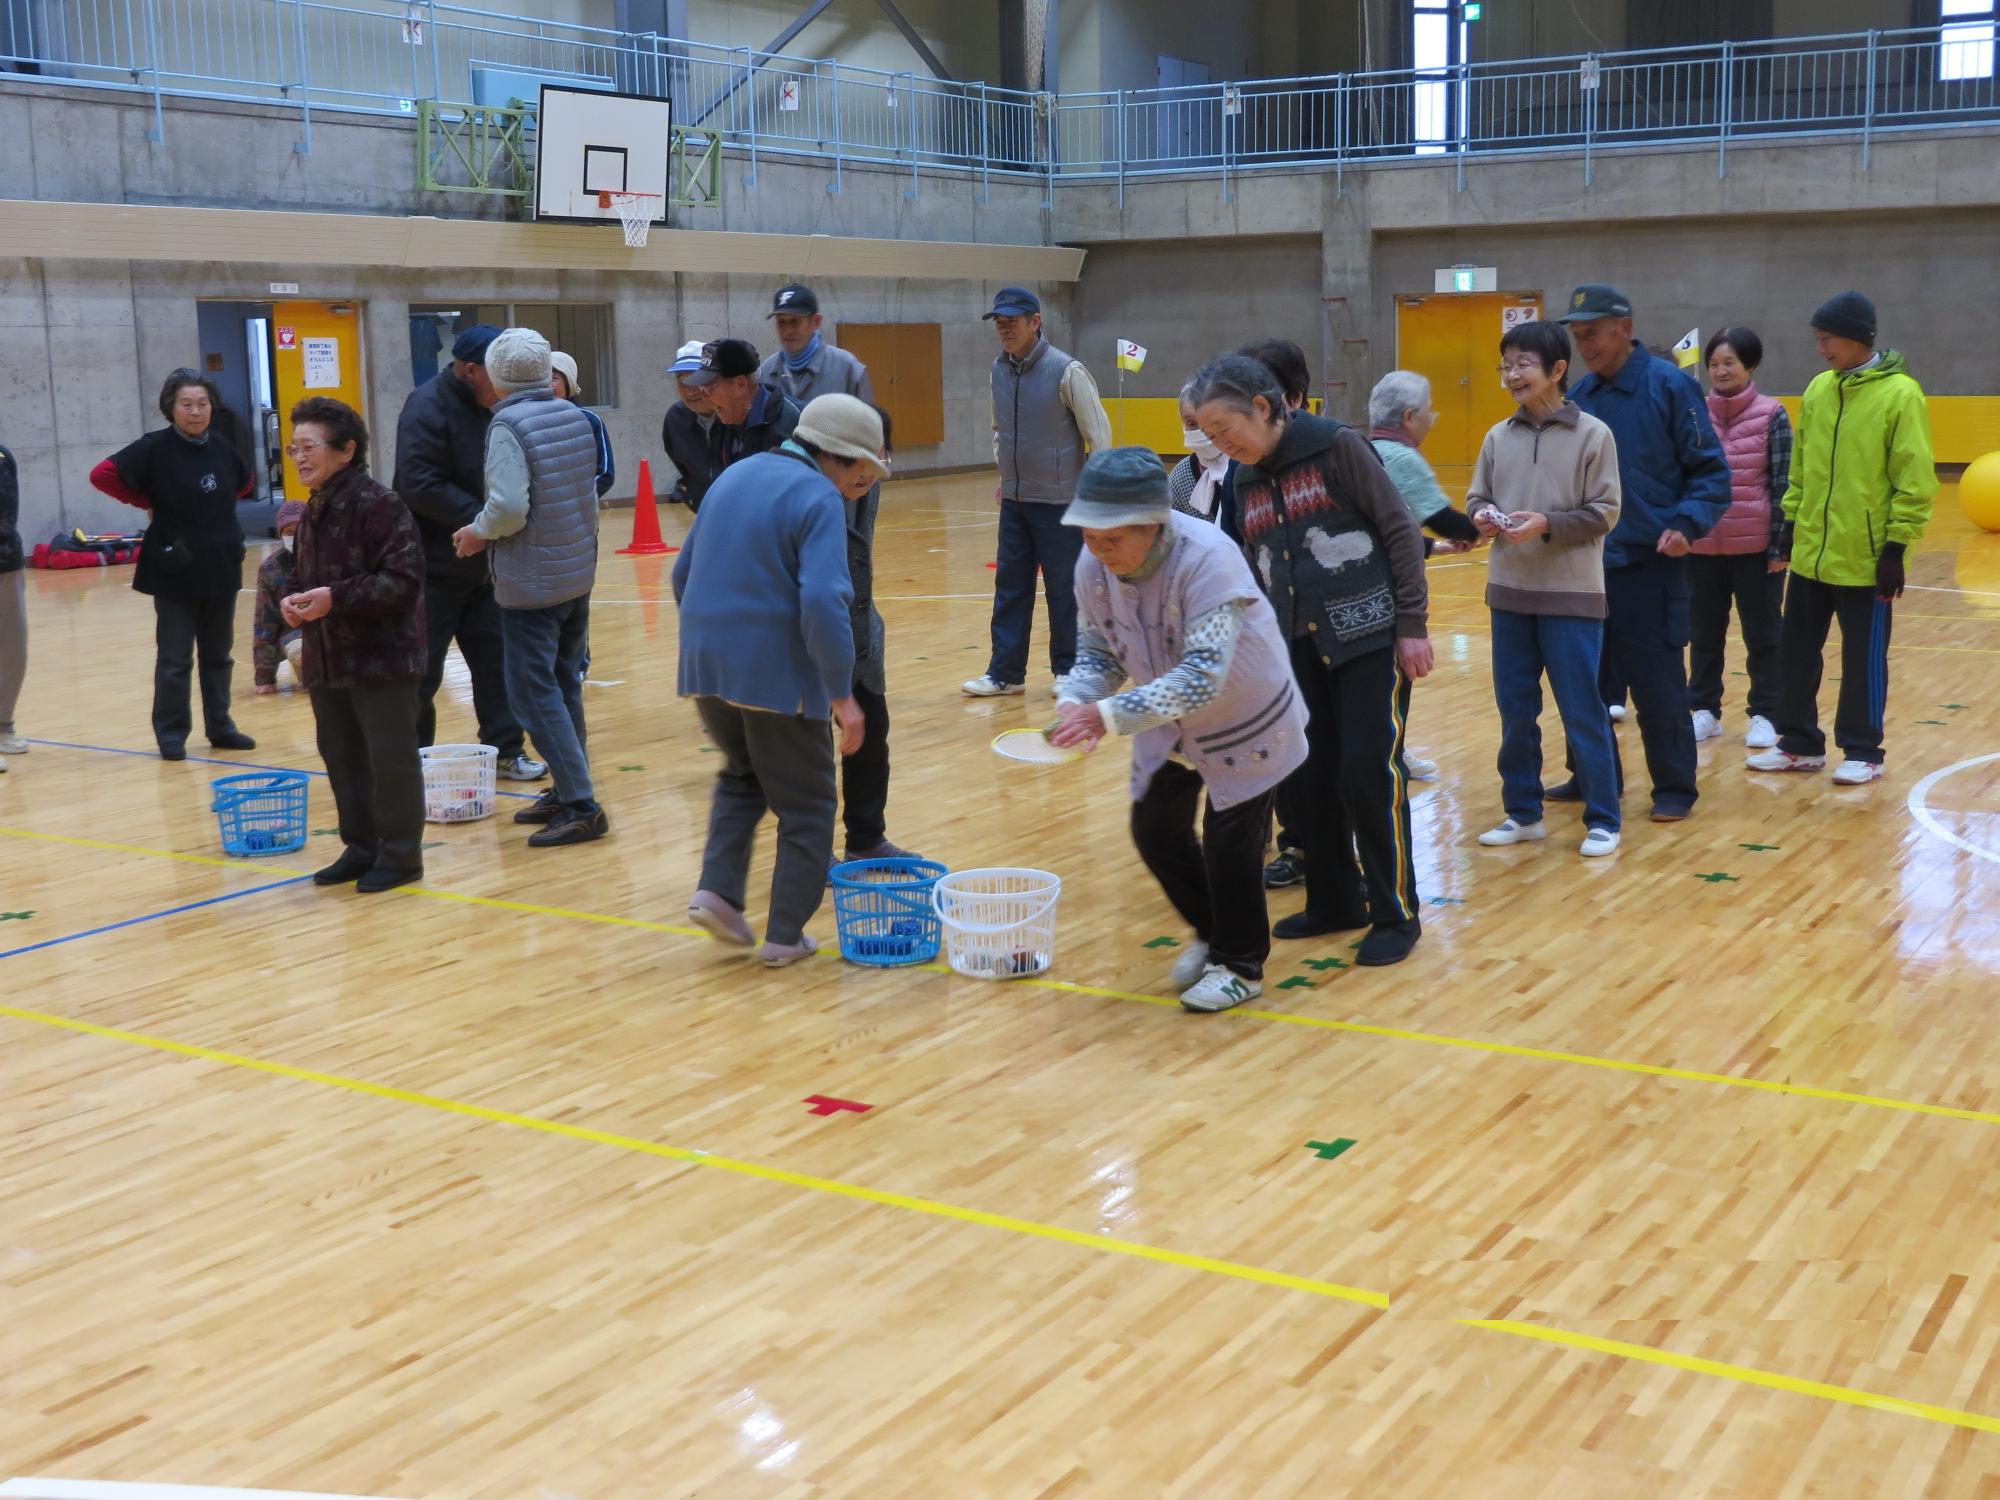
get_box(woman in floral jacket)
[281,397,429,893]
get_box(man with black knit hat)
[1748,291,1936,786]
[394,322,544,782]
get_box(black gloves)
[1876,540,1906,600]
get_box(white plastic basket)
[421,743,498,823]
[932,867,1062,980]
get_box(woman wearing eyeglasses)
[90,368,257,759]
[280,398,430,894]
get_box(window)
[1411,0,1468,155]
[407,301,618,407]
[1940,0,1996,81]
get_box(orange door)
[270,300,367,499]
[1395,291,1543,489]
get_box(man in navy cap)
[393,321,544,782]
[681,337,799,473]
[1557,284,1728,822]
[966,286,1112,698]
[758,284,875,407]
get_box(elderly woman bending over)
[1050,448,1307,1014]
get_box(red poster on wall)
[276,326,297,350]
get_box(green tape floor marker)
[1304,1138,1356,1161]
[1143,935,1180,949]
[1276,976,1316,990]
[1695,872,1741,883]
[1302,957,1349,971]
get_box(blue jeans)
[500,596,594,806]
[1491,609,1620,834]
[987,499,1083,685]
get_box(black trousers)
[310,678,426,873]
[418,573,524,760]
[1272,764,1310,854]
[1567,554,1699,814]
[987,499,1085,684]
[1291,638,1419,929]
[1130,761,1276,980]
[153,593,239,749]
[840,678,892,850]
[1689,552,1784,721]
[1775,573,1893,764]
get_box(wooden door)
[838,322,944,450]
[271,300,366,499]
[1395,291,1542,482]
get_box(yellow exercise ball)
[1962,451,2000,533]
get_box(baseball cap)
[983,287,1041,320]
[451,324,504,363]
[768,284,819,318]
[668,339,706,375]
[681,337,761,387]
[1558,285,1634,323]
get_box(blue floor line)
[0,875,314,962]
[23,737,541,799]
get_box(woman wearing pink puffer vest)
[1689,327,1793,751]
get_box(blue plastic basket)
[210,770,311,857]
[831,857,947,967]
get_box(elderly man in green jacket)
[1749,291,1936,786]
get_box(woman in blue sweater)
[673,394,886,967]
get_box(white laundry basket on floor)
[421,743,498,823]
[932,867,1062,979]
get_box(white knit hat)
[794,394,890,481]
[486,327,551,393]
[549,350,582,399]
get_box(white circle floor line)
[1906,751,2000,867]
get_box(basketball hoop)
[600,190,661,248]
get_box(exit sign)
[1463,2,1483,18]
[1435,265,1498,293]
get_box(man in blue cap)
[965,286,1112,698]
[1556,284,1728,822]
[661,339,723,511]
[393,321,544,782]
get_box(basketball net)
[603,191,654,248]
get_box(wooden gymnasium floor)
[3,471,1999,1500]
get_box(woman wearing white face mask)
[1169,382,1241,541]
[252,499,308,695]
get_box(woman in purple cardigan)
[1050,447,1307,1015]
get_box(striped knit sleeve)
[1099,600,1247,736]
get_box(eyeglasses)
[1497,360,1544,376]
[284,439,325,457]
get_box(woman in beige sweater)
[1465,321,1625,857]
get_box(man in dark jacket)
[682,338,800,472]
[661,340,724,512]
[392,323,544,781]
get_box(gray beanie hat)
[795,393,890,481]
[1062,446,1172,529]
[486,327,552,394]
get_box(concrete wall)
[682,0,998,83]
[1070,236,1323,400]
[1057,0,1259,95]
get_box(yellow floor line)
[12,827,2000,1129]
[1461,1319,2000,1436]
[0,826,707,939]
[0,998,1387,1311]
[5,994,1996,1438]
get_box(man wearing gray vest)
[965,286,1112,698]
[757,283,876,406]
[452,328,608,848]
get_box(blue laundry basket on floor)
[831,857,947,967]
[210,770,310,857]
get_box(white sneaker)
[0,734,26,754]
[962,674,1024,697]
[1478,818,1548,846]
[1691,709,1722,741]
[688,890,755,947]
[1579,828,1621,857]
[1608,703,1628,722]
[1168,940,1212,989]
[1180,964,1260,1013]
[499,753,549,781]
[1832,759,1884,785]
[1405,755,1440,780]
[1746,749,1825,773]
[1745,716,1779,749]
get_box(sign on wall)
[276,326,297,351]
[1502,303,1541,332]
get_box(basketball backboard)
[533,84,673,227]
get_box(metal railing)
[3,2,1997,190]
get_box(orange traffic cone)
[618,458,677,555]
